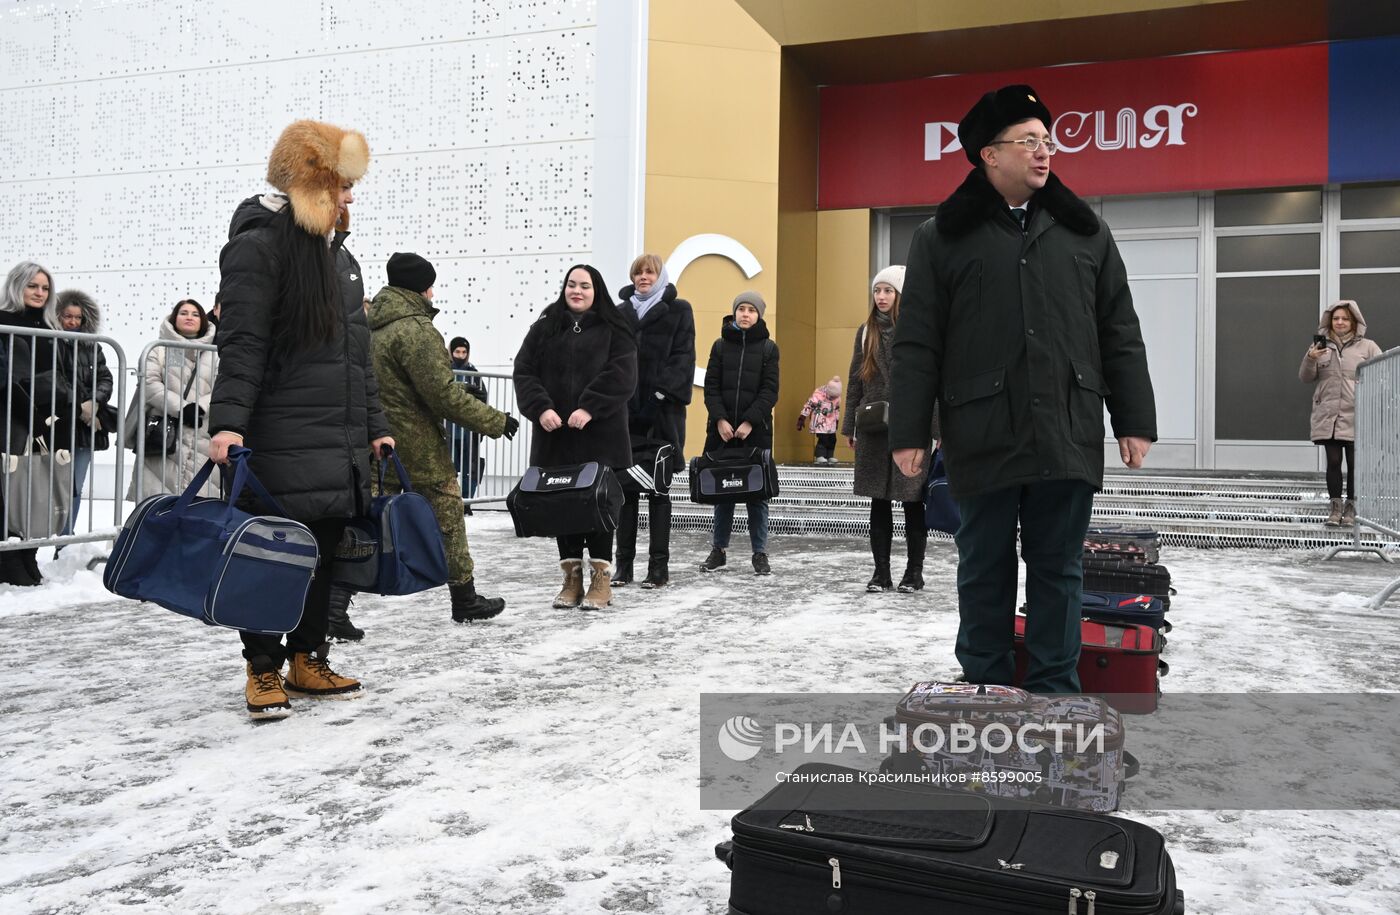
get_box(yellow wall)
[645,0,781,460]
[813,209,872,464]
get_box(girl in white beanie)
[842,265,932,592]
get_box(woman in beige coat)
[126,300,219,500]
[1299,300,1382,526]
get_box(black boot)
[867,501,894,592]
[898,502,927,593]
[642,492,671,588]
[326,585,364,641]
[451,579,505,622]
[1,550,40,587]
[612,495,639,586]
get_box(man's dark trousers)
[953,480,1095,693]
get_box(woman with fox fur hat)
[208,119,393,720]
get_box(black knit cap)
[449,336,469,352]
[386,252,436,293]
[958,85,1054,166]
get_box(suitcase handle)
[1124,750,1141,780]
[377,445,418,494]
[714,840,734,869]
[175,445,289,521]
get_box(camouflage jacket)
[368,285,507,482]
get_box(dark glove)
[796,415,806,431]
[181,403,205,428]
[502,414,521,440]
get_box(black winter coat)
[702,317,780,452]
[889,169,1156,498]
[0,318,39,456]
[0,308,60,454]
[209,195,391,521]
[513,308,638,469]
[52,335,116,451]
[618,282,695,469]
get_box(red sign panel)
[819,45,1329,209]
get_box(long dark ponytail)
[270,206,339,357]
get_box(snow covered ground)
[3,511,1400,914]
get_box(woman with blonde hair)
[843,265,930,592]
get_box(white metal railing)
[1323,345,1400,607]
[129,338,218,505]
[449,370,529,504]
[1,325,127,550]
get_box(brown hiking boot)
[581,559,613,610]
[1341,499,1357,526]
[245,658,291,720]
[284,644,362,699]
[553,558,585,608]
[1325,497,1344,527]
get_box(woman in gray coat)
[1300,300,1382,527]
[843,266,929,592]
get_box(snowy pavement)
[2,512,1400,914]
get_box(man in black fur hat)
[888,84,1157,694]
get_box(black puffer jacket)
[702,317,780,452]
[209,194,390,521]
[52,337,115,451]
[513,307,638,469]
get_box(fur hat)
[387,252,436,293]
[732,290,767,319]
[872,265,905,295]
[266,120,370,235]
[958,85,1053,166]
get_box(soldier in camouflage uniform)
[366,253,520,622]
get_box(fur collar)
[935,168,1099,238]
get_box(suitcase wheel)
[1096,655,1110,669]
[1158,659,1170,677]
[714,840,734,869]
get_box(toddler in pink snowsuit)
[798,376,842,463]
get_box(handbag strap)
[171,445,289,520]
[376,445,416,493]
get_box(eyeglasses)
[990,136,1058,155]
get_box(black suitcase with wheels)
[1082,556,1174,610]
[717,763,1184,915]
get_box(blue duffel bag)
[104,446,318,634]
[923,448,961,535]
[356,447,449,595]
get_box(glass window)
[1216,233,1320,272]
[1102,195,1198,229]
[1118,238,1197,276]
[1339,230,1400,269]
[1215,189,1322,227]
[1215,275,1319,440]
[1339,273,1400,351]
[1340,183,1400,220]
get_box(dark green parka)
[888,169,1156,498]
[368,285,508,483]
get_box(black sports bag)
[717,763,1184,915]
[689,447,780,504]
[506,462,623,537]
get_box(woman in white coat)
[126,299,218,500]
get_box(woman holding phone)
[1300,300,1382,526]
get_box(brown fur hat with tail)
[265,120,370,235]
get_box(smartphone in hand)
[1312,334,1327,350]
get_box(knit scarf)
[629,266,670,322]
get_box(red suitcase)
[1013,615,1167,714]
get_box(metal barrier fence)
[2,325,127,551]
[449,370,530,505]
[1323,345,1400,608]
[129,339,219,505]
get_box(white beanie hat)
[872,265,905,295]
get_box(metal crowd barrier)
[128,338,219,505]
[1323,346,1400,608]
[449,370,530,505]
[1,325,127,551]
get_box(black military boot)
[326,585,364,641]
[451,579,506,622]
[1,550,39,586]
[641,492,671,588]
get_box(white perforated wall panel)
[0,0,642,378]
